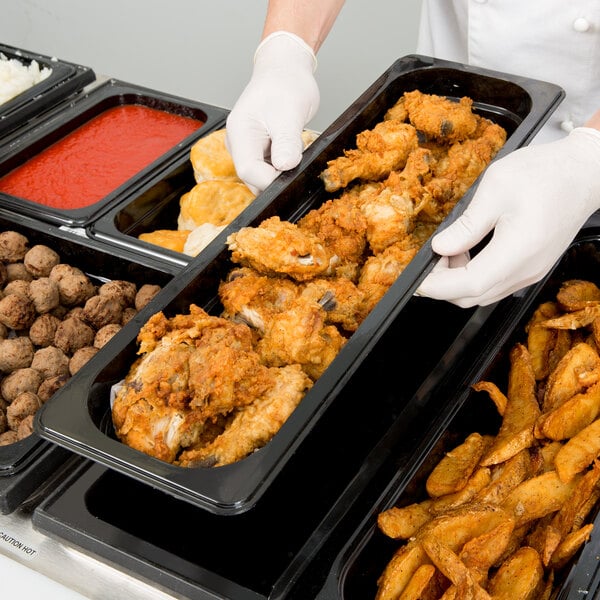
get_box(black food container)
[311,225,600,600]
[0,43,95,139]
[0,208,176,513]
[0,78,228,228]
[34,55,564,516]
[32,295,485,600]
[88,52,564,268]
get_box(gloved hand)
[226,31,320,194]
[417,127,600,308]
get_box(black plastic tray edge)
[33,55,566,516]
[0,78,229,228]
[314,227,600,600]
[0,43,96,137]
[32,460,266,600]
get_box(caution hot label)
[0,530,37,560]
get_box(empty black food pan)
[0,208,175,512]
[34,55,564,516]
[0,78,228,228]
[0,43,95,139]
[88,53,564,269]
[315,226,600,600]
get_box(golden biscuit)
[138,229,190,253]
[190,128,240,183]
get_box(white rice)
[0,52,52,106]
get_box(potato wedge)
[548,523,594,570]
[472,380,507,416]
[376,540,428,600]
[536,380,600,440]
[378,500,433,540]
[541,342,600,413]
[556,279,600,311]
[542,304,600,331]
[474,449,532,505]
[555,418,600,482]
[501,471,579,527]
[397,564,436,600]
[429,467,491,515]
[481,344,539,467]
[426,433,488,497]
[526,301,560,380]
[487,547,544,600]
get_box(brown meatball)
[6,391,41,430]
[0,430,18,446]
[0,293,36,329]
[54,316,95,354]
[24,244,61,278]
[94,323,122,348]
[134,284,161,311]
[29,277,60,314]
[3,279,30,298]
[99,280,137,308]
[0,409,6,434]
[30,346,69,379]
[37,374,69,402]
[1,367,42,402]
[6,262,33,282]
[0,337,34,372]
[0,262,7,288]
[82,294,123,329]
[69,346,99,375]
[121,307,137,325]
[16,413,35,440]
[49,264,96,306]
[0,231,29,263]
[29,314,61,347]
[63,306,84,320]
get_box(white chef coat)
[416,0,600,143]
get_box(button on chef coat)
[416,0,600,143]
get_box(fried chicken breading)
[403,90,480,143]
[227,216,339,281]
[257,296,347,380]
[320,120,419,192]
[218,267,301,331]
[176,364,312,467]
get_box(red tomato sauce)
[0,104,203,210]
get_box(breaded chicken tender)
[403,90,480,142]
[320,120,419,192]
[176,364,312,467]
[227,216,339,281]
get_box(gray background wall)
[0,1,423,132]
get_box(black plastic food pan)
[88,53,563,269]
[0,43,95,138]
[33,55,564,516]
[0,208,176,512]
[314,227,600,600]
[0,78,228,228]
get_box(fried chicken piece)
[403,90,480,143]
[227,216,339,281]
[384,95,408,122]
[112,305,275,462]
[257,296,347,380]
[354,147,436,253]
[176,364,312,467]
[301,277,367,332]
[358,240,419,313]
[320,120,419,192]
[218,267,301,331]
[421,117,507,222]
[297,196,368,280]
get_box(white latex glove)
[226,31,320,194]
[417,127,600,308]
